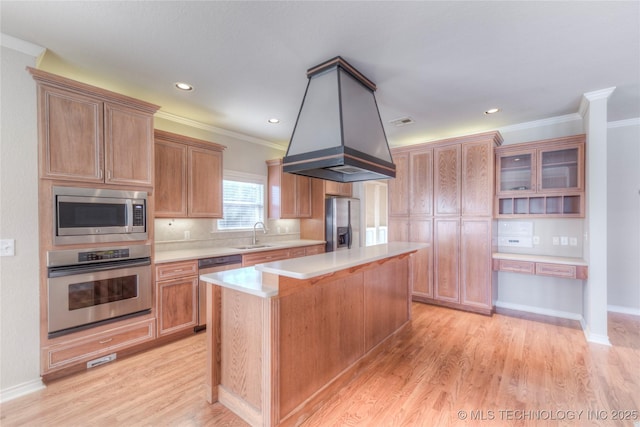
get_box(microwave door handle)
[126,199,133,232]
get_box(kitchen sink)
[233,244,272,250]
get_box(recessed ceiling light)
[268,118,280,124]
[484,108,501,115]
[175,82,194,91]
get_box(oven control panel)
[78,248,130,262]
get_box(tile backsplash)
[154,218,301,252]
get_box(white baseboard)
[608,305,640,316]
[0,378,45,403]
[495,300,583,321]
[580,318,612,346]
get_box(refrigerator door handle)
[347,200,352,249]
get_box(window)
[217,171,265,230]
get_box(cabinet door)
[538,144,584,193]
[388,152,410,216]
[409,219,433,299]
[325,181,352,197]
[434,145,461,216]
[462,142,493,216]
[104,103,154,186]
[296,175,312,218]
[460,219,493,309]
[157,276,198,336]
[280,171,297,218]
[496,149,536,195]
[154,140,188,217]
[409,149,433,217]
[188,146,223,218]
[38,85,103,182]
[388,217,409,242]
[434,218,460,302]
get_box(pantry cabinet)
[267,159,312,219]
[495,135,585,217]
[389,131,502,314]
[154,130,225,218]
[29,67,159,186]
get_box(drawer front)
[242,248,291,267]
[45,318,155,370]
[535,262,576,279]
[290,247,307,258]
[498,259,535,274]
[305,244,325,255]
[155,260,198,280]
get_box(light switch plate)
[0,239,15,256]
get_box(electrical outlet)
[0,239,15,256]
[570,237,578,246]
[561,236,569,246]
[533,236,540,245]
[184,230,190,240]
[552,236,560,246]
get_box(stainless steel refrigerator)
[325,197,360,252]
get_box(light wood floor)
[2,303,638,426]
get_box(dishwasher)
[196,254,242,331]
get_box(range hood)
[282,56,396,183]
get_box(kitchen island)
[200,242,427,427]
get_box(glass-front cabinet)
[495,135,585,217]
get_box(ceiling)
[2,1,639,149]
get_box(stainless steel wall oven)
[47,245,152,337]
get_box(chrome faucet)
[252,221,267,245]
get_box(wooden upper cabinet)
[188,146,223,217]
[495,135,585,217]
[267,159,312,219]
[434,144,461,216]
[154,130,225,218]
[409,149,433,217]
[30,67,159,186]
[325,181,352,197]
[388,151,410,217]
[462,141,494,216]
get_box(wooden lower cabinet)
[42,318,155,375]
[460,219,495,310]
[434,218,460,303]
[156,260,199,337]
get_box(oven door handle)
[48,258,151,278]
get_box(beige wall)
[0,45,43,397]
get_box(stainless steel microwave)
[53,186,148,245]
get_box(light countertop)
[154,239,325,263]
[493,252,588,266]
[200,242,429,297]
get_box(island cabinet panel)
[278,272,365,418]
[363,256,410,351]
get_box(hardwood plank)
[2,304,638,427]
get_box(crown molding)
[155,110,286,151]
[579,87,616,117]
[497,113,582,134]
[608,117,640,129]
[0,33,45,57]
